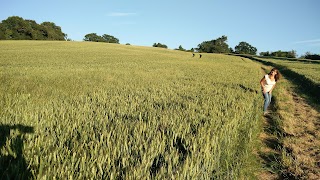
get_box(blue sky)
[1,0,319,56]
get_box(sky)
[1,0,319,56]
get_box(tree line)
[153,36,258,55]
[302,53,320,60]
[0,16,66,40]
[1,16,318,60]
[177,35,258,55]
[259,50,297,58]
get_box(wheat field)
[0,41,263,179]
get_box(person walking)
[260,68,281,115]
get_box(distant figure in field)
[260,68,281,115]
[192,53,195,57]
[199,54,202,58]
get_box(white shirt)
[263,74,276,92]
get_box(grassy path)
[257,65,320,179]
[276,81,320,179]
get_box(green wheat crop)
[1,41,263,179]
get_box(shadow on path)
[0,124,34,179]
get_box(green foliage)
[152,42,167,48]
[102,34,119,43]
[234,41,257,55]
[175,45,186,51]
[187,48,195,52]
[260,50,296,58]
[229,47,234,53]
[271,50,296,58]
[83,33,104,42]
[40,22,66,40]
[197,35,230,53]
[0,24,5,40]
[260,51,270,56]
[83,33,119,43]
[303,52,320,60]
[0,16,66,40]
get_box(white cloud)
[293,38,320,44]
[107,12,137,17]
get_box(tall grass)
[1,41,263,179]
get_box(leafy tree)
[153,43,167,48]
[175,45,185,51]
[287,50,297,58]
[304,52,320,60]
[303,51,312,57]
[0,23,5,39]
[102,34,119,43]
[0,16,32,39]
[271,50,296,58]
[83,33,119,43]
[234,41,257,55]
[229,47,234,53]
[0,16,66,40]
[83,33,104,42]
[41,22,66,40]
[186,48,195,52]
[260,51,270,56]
[26,20,43,40]
[260,50,296,58]
[197,35,230,53]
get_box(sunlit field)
[1,41,263,179]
